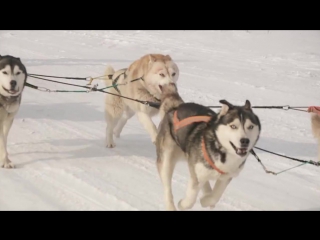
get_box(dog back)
[169,102,217,152]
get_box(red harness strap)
[308,106,320,115]
[201,136,226,174]
[173,110,212,133]
[172,110,226,174]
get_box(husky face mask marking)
[0,56,27,97]
[215,100,261,157]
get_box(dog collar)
[0,93,21,106]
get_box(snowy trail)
[1,30,320,210]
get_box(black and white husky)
[155,83,261,210]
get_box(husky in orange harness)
[156,83,261,210]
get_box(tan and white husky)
[103,53,179,148]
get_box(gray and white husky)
[155,83,261,210]
[0,55,27,168]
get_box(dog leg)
[200,181,216,209]
[113,107,134,138]
[157,149,177,211]
[201,181,212,195]
[0,116,14,168]
[105,110,120,148]
[136,112,158,144]
[200,178,232,209]
[178,162,202,210]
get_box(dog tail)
[159,83,184,115]
[104,65,115,87]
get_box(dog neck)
[0,93,21,108]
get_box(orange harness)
[172,110,226,174]
[308,106,320,115]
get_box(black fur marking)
[168,102,231,169]
[205,132,226,164]
[0,55,27,75]
[220,152,226,164]
[217,106,261,129]
[172,102,216,153]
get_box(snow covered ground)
[0,30,320,210]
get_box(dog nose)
[10,80,17,88]
[240,138,250,146]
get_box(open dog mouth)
[230,141,248,157]
[2,86,19,94]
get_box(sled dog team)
[0,53,319,211]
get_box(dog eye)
[248,125,254,129]
[160,73,165,77]
[16,72,21,75]
[2,71,8,75]
[230,124,237,129]
[172,73,176,76]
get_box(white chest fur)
[195,153,246,182]
[4,100,20,114]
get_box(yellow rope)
[86,74,112,85]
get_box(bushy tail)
[159,83,184,116]
[104,65,115,87]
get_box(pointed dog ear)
[219,99,234,109]
[218,99,233,118]
[148,54,156,63]
[164,54,172,60]
[244,100,252,110]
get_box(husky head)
[215,99,261,158]
[128,53,179,98]
[0,55,27,97]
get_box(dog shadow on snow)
[14,134,157,168]
[14,100,159,167]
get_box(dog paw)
[106,142,116,148]
[166,205,177,211]
[0,159,15,169]
[177,199,193,210]
[200,195,215,208]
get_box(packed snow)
[0,30,320,210]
